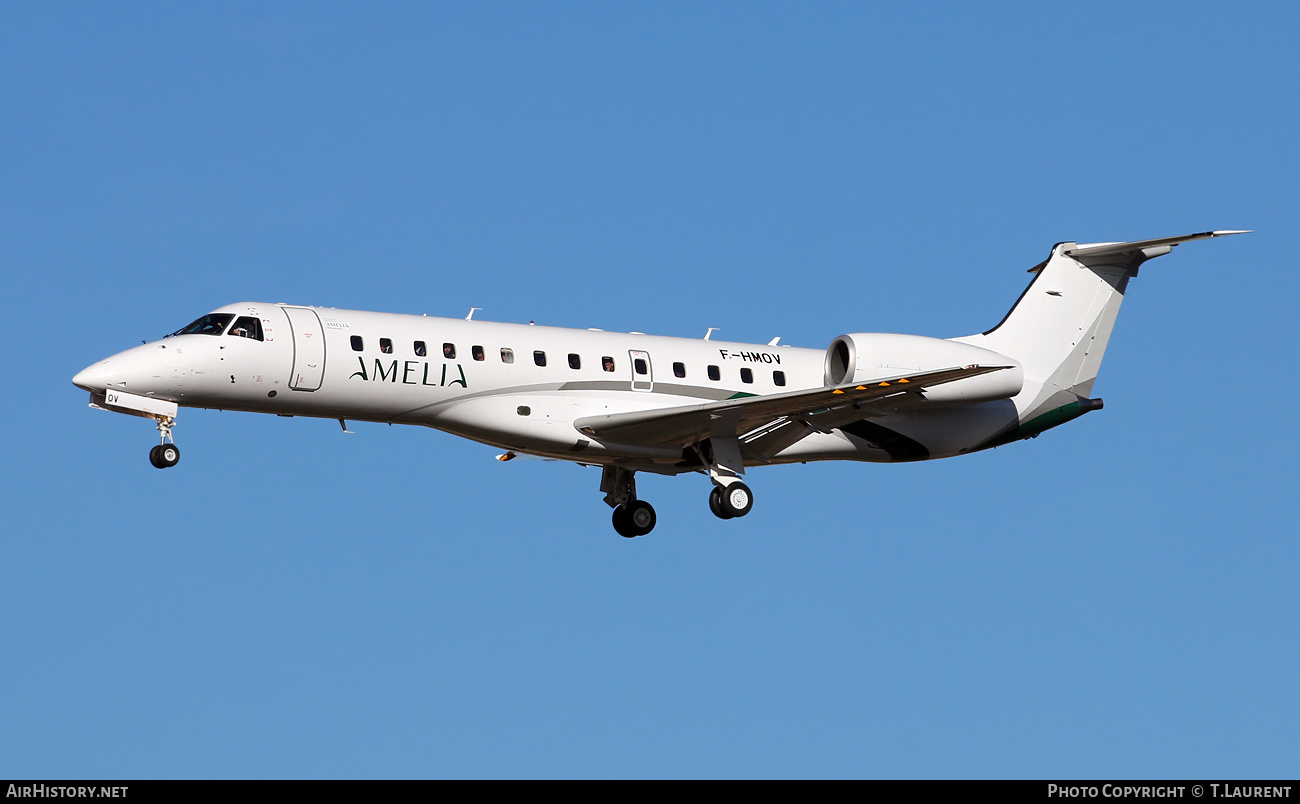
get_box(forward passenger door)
[283,306,326,391]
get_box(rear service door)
[283,306,326,391]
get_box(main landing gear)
[599,458,757,537]
[147,415,180,469]
[601,466,656,538]
[699,434,754,521]
[708,481,754,520]
[612,500,657,538]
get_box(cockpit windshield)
[169,313,234,337]
[227,316,264,341]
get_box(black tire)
[612,505,638,538]
[158,444,180,468]
[627,501,656,536]
[709,486,734,520]
[612,501,657,537]
[148,445,164,469]
[720,482,753,518]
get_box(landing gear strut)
[601,465,656,537]
[148,416,180,469]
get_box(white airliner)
[74,231,1245,536]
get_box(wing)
[573,365,1014,461]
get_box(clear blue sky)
[4,2,1297,779]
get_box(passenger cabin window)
[707,365,721,381]
[351,335,364,351]
[443,343,456,359]
[633,358,648,375]
[673,362,686,378]
[568,353,581,370]
[501,348,514,364]
[414,341,427,357]
[601,356,615,372]
[472,345,485,361]
[170,313,234,337]
[228,316,264,341]
[380,338,393,354]
[773,370,786,387]
[740,368,754,384]
[534,351,547,367]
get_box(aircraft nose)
[72,344,164,394]
[72,362,110,393]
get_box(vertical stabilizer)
[954,230,1246,408]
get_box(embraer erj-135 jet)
[74,231,1245,537]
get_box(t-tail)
[953,230,1248,445]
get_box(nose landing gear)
[149,443,180,469]
[148,416,180,469]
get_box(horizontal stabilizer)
[1064,230,1250,260]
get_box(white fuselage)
[73,301,1027,472]
[70,232,1243,534]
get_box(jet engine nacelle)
[824,333,1024,404]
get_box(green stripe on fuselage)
[973,400,1090,452]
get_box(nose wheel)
[148,416,180,469]
[149,443,180,469]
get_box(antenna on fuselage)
[466,307,481,320]
[768,337,781,346]
[704,328,719,341]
